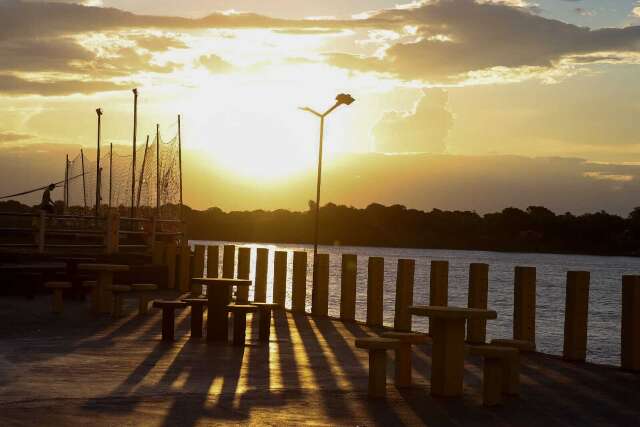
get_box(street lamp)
[300,93,355,307]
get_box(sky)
[1,0,639,214]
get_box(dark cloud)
[373,89,453,153]
[0,37,93,72]
[0,131,33,143]
[0,74,127,96]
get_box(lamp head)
[335,93,355,106]
[96,108,103,116]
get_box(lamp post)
[300,93,355,305]
[95,108,103,218]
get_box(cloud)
[327,0,640,82]
[196,54,234,73]
[373,89,453,153]
[0,74,127,96]
[0,131,33,143]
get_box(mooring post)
[513,266,537,346]
[254,248,268,302]
[222,245,235,278]
[429,260,449,334]
[467,263,489,344]
[367,257,384,327]
[206,245,219,278]
[394,259,415,332]
[312,253,330,316]
[191,245,205,295]
[237,247,251,302]
[340,254,357,322]
[622,275,640,371]
[292,251,307,313]
[273,251,287,306]
[563,271,590,362]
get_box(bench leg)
[430,318,466,397]
[112,294,123,318]
[90,286,100,314]
[233,313,248,346]
[394,343,412,388]
[190,305,203,338]
[483,358,503,406]
[502,356,520,395]
[52,289,64,314]
[138,295,150,315]
[369,349,388,398]
[207,287,230,342]
[162,308,176,341]
[258,309,271,342]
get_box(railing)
[180,242,640,372]
[0,211,184,254]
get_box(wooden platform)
[0,295,638,426]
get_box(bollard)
[236,247,251,302]
[513,266,536,345]
[312,253,330,316]
[429,260,449,334]
[206,245,219,278]
[192,245,205,295]
[467,263,489,344]
[394,259,415,332]
[273,251,287,306]
[254,248,268,302]
[622,275,640,371]
[165,241,177,289]
[367,257,384,327]
[222,245,235,278]
[563,271,590,362]
[292,251,307,313]
[340,254,357,322]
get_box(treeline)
[184,203,640,256]
[2,200,640,256]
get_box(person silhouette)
[40,184,56,214]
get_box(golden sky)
[1,0,640,213]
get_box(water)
[190,240,640,366]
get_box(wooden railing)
[183,243,640,372]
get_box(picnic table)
[409,305,497,397]
[0,262,66,298]
[191,277,252,342]
[78,263,129,314]
[53,257,97,299]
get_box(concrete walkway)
[0,295,638,426]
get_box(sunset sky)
[1,0,640,214]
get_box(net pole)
[156,123,160,216]
[81,148,87,214]
[64,155,69,211]
[109,143,113,210]
[95,108,102,218]
[131,88,138,218]
[136,135,149,215]
[178,114,183,220]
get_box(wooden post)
[108,142,113,209]
[192,245,205,295]
[273,251,287,306]
[563,271,590,362]
[367,257,384,327]
[206,245,219,278]
[178,114,183,221]
[165,240,177,289]
[135,135,149,215]
[237,247,251,302]
[222,245,235,279]
[95,108,102,218]
[394,259,415,332]
[64,155,69,212]
[155,123,160,215]
[467,263,489,344]
[340,254,357,322]
[37,211,46,253]
[311,253,329,316]
[104,210,119,254]
[254,248,268,302]
[81,148,87,213]
[148,216,157,254]
[178,243,190,293]
[429,260,449,334]
[130,88,137,219]
[513,266,536,345]
[292,251,307,312]
[622,275,640,371]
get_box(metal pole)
[64,155,69,211]
[156,123,160,216]
[95,108,102,217]
[109,142,113,209]
[81,149,87,214]
[136,135,149,214]
[131,88,137,218]
[178,114,183,220]
[312,115,325,296]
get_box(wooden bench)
[355,337,401,398]
[380,331,429,387]
[250,302,281,341]
[182,298,208,338]
[45,281,71,314]
[108,285,131,318]
[130,283,158,315]
[469,345,519,406]
[226,304,259,346]
[152,300,188,341]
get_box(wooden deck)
[0,294,638,426]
